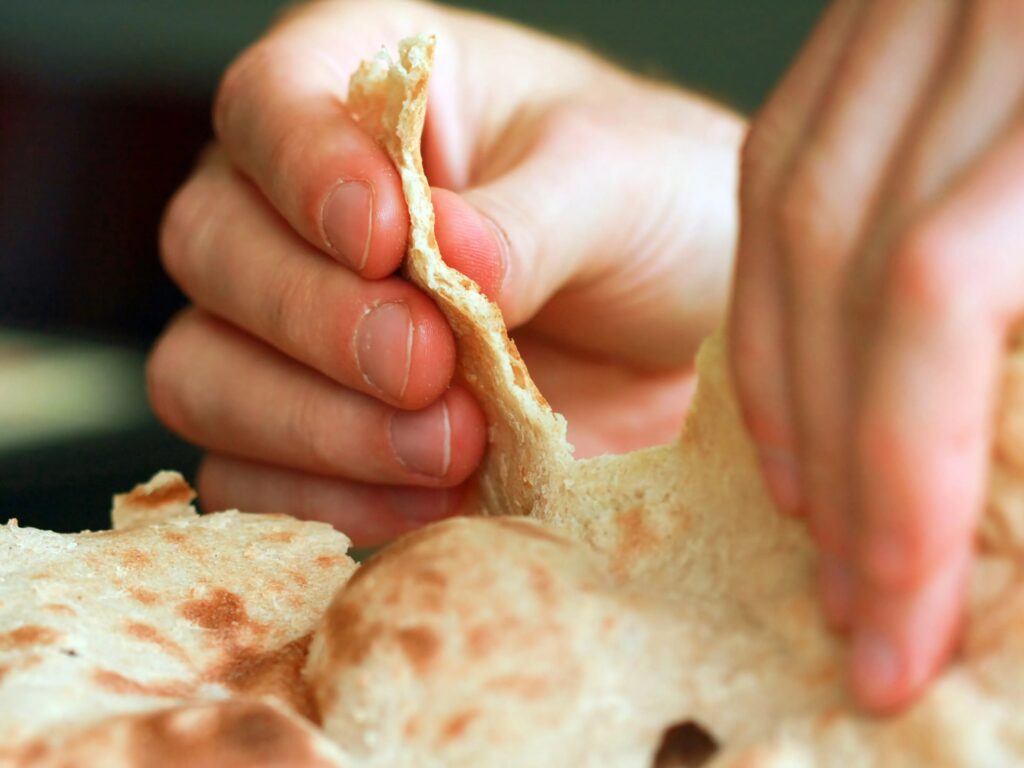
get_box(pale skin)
[150,0,1024,711]
[731,0,1024,711]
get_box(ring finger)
[147,308,487,487]
[197,453,467,548]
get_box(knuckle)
[862,527,934,591]
[158,184,195,283]
[889,226,960,316]
[268,267,316,351]
[775,162,848,275]
[213,42,272,141]
[146,322,192,436]
[159,175,214,293]
[858,424,978,589]
[284,384,344,474]
[264,108,309,178]
[214,41,346,237]
[534,102,629,157]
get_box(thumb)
[434,101,743,367]
[461,112,621,330]
[430,155,605,333]
[431,188,505,305]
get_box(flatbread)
[0,471,356,766]
[7,33,1024,768]
[304,35,1024,767]
[347,37,574,522]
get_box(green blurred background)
[0,0,826,530]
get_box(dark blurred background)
[0,0,826,531]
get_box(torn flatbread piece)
[307,34,1024,767]
[0,471,357,765]
[347,36,574,522]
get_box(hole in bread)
[652,721,718,768]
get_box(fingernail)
[851,627,901,705]
[387,488,451,522]
[389,399,451,478]
[323,180,372,270]
[819,558,854,628]
[757,447,802,513]
[355,302,413,401]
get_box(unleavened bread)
[5,34,1024,768]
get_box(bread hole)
[652,721,718,768]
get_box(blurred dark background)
[0,0,826,531]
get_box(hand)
[731,0,1024,711]
[150,0,742,547]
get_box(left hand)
[730,0,1024,711]
[149,0,743,547]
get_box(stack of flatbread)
[5,36,1024,767]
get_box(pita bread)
[8,33,1024,768]
[347,37,574,522]
[303,35,1024,767]
[0,471,356,766]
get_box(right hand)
[730,0,1024,710]
[150,0,743,546]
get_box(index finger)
[213,28,409,278]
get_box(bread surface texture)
[6,34,1024,768]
